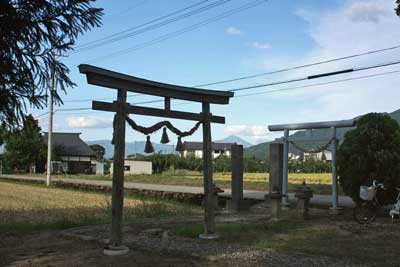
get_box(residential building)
[181,141,235,159]
[91,160,105,175]
[110,160,152,175]
[303,150,332,162]
[43,132,96,174]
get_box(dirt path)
[0,231,205,267]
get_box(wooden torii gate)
[79,64,234,253]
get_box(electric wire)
[230,60,400,92]
[74,0,231,52]
[35,68,400,119]
[84,0,268,63]
[194,44,400,87]
[75,0,210,50]
[65,44,400,103]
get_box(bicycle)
[353,180,400,224]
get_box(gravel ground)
[60,211,369,267]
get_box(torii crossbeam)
[79,64,234,253]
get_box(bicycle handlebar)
[373,180,385,189]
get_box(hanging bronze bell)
[144,135,154,153]
[160,127,170,144]
[175,136,184,152]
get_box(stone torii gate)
[268,119,355,210]
[79,64,233,254]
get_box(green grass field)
[0,179,200,232]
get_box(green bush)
[288,158,331,173]
[338,113,400,203]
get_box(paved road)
[0,174,355,208]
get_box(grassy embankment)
[34,170,338,195]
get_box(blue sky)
[33,0,400,145]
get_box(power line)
[75,0,210,50]
[63,58,400,106]
[126,69,400,108]
[84,0,268,63]
[56,107,92,112]
[107,0,148,18]
[234,69,400,98]
[74,0,230,52]
[65,44,400,104]
[194,44,400,87]
[230,60,400,92]
[34,107,93,118]
[34,68,400,119]
[63,93,142,103]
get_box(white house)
[181,141,235,159]
[91,160,105,175]
[304,150,332,162]
[110,160,152,175]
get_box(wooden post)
[200,102,217,239]
[110,89,127,247]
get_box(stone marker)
[267,143,285,218]
[227,144,251,211]
[294,181,313,220]
[269,187,282,221]
[269,143,283,195]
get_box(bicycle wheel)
[353,201,378,224]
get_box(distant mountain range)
[87,135,253,159]
[244,109,400,160]
[215,135,253,148]
[86,140,175,159]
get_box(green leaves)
[338,113,400,204]
[3,115,46,173]
[0,0,103,128]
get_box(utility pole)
[46,55,55,186]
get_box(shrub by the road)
[338,113,400,203]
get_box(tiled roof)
[43,132,95,157]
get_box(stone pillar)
[294,182,313,220]
[282,130,289,206]
[331,126,339,210]
[228,144,246,211]
[269,143,283,195]
[269,189,282,221]
[267,144,284,219]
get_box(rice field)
[0,180,200,232]
[216,172,332,184]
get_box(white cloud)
[226,26,242,35]
[291,0,400,120]
[224,125,277,144]
[345,2,389,24]
[252,41,271,49]
[249,0,400,122]
[225,124,267,136]
[65,116,113,129]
